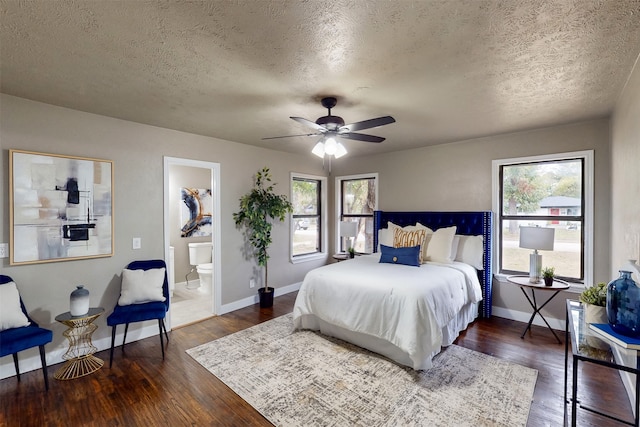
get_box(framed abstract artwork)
[180,187,212,237]
[9,150,114,265]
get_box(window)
[335,174,378,253]
[492,151,593,286]
[291,173,326,261]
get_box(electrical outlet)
[132,237,141,249]
[0,243,8,258]
[249,279,255,288]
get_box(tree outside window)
[500,158,584,281]
[338,175,377,253]
[292,177,321,257]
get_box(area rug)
[187,314,538,427]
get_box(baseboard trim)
[0,321,163,380]
[490,306,564,331]
[219,282,302,315]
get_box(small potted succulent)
[579,282,609,349]
[579,282,608,324]
[542,266,555,287]
[348,247,355,259]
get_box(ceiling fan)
[262,97,396,158]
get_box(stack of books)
[589,323,640,350]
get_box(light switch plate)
[0,243,8,258]
[132,238,141,249]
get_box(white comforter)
[292,253,482,369]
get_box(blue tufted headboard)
[373,211,493,317]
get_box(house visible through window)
[291,174,324,259]
[493,151,593,285]
[336,174,378,254]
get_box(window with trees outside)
[493,151,593,285]
[291,174,325,260]
[336,174,378,254]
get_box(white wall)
[611,58,640,273]
[611,53,640,411]
[0,94,327,378]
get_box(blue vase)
[606,271,640,337]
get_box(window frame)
[290,172,327,263]
[335,173,379,254]
[492,150,594,290]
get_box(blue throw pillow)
[379,244,421,267]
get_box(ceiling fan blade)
[340,132,385,143]
[290,116,327,132]
[262,133,321,140]
[341,116,396,132]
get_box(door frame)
[163,156,222,325]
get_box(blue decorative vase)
[606,271,640,337]
[70,285,90,317]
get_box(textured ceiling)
[1,0,640,157]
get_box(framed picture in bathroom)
[180,187,213,237]
[9,149,114,265]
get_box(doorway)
[163,157,221,328]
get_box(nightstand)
[507,275,569,343]
[332,253,350,262]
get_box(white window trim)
[491,150,594,292]
[290,172,327,264]
[334,173,379,253]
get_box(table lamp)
[519,226,555,283]
[339,221,358,253]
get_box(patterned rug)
[187,314,538,427]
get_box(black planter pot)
[544,277,554,287]
[258,287,274,308]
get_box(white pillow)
[425,226,457,263]
[118,268,167,306]
[378,228,394,250]
[450,235,460,262]
[0,282,31,331]
[386,222,432,259]
[387,221,430,232]
[455,235,484,270]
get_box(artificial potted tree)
[233,167,293,308]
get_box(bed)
[292,211,493,370]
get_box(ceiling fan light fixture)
[311,141,325,158]
[334,142,347,158]
[324,136,338,155]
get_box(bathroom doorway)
[163,157,221,328]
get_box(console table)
[54,307,105,380]
[564,299,639,426]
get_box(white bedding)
[292,253,482,370]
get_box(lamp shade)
[334,142,347,158]
[519,226,555,251]
[339,221,358,238]
[311,141,325,158]
[311,136,348,159]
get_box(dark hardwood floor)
[1,292,633,426]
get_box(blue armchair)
[0,275,53,391]
[107,259,170,367]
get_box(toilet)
[187,242,213,294]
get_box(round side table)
[506,275,569,343]
[54,307,105,380]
